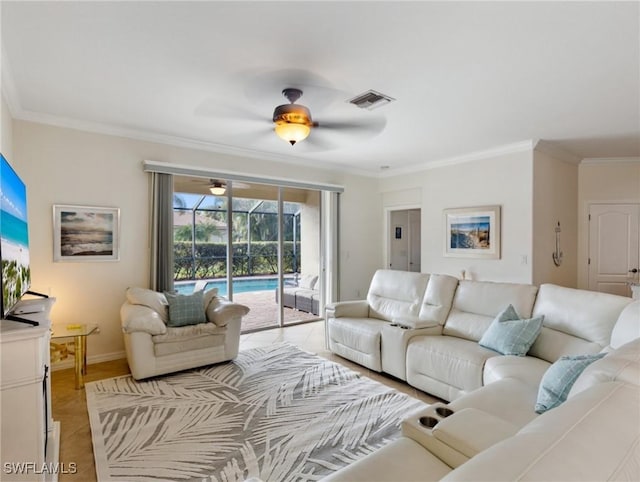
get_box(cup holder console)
[415,405,455,431]
[435,407,454,418]
[419,416,439,428]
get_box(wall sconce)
[552,221,563,267]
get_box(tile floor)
[51,320,439,481]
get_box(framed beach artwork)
[444,205,501,259]
[53,205,120,261]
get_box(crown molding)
[11,104,610,180]
[533,139,582,164]
[14,108,382,177]
[378,140,536,178]
[20,104,542,180]
[581,157,640,165]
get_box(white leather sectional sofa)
[327,269,634,401]
[324,269,640,481]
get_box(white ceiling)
[2,1,639,175]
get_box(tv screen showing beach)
[450,215,491,249]
[1,154,31,316]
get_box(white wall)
[532,150,578,287]
[339,174,383,299]
[13,120,381,361]
[577,160,640,288]
[1,93,13,160]
[382,150,534,283]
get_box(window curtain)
[150,172,174,292]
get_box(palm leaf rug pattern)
[86,343,426,481]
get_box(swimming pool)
[175,277,291,296]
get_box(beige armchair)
[120,287,249,380]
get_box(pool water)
[175,278,288,297]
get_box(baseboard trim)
[50,350,126,371]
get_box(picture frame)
[53,205,120,262]
[395,226,402,239]
[444,205,501,259]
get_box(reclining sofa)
[120,287,249,380]
[324,269,640,481]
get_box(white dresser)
[1,298,59,482]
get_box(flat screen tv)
[1,153,32,319]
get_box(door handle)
[630,268,639,273]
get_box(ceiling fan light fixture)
[274,121,311,145]
[273,90,313,145]
[209,181,226,196]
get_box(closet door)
[588,203,640,296]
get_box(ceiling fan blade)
[302,131,340,152]
[229,181,251,190]
[316,115,387,136]
[185,178,250,191]
[216,126,276,147]
[194,97,265,123]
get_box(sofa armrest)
[326,300,370,319]
[206,298,250,327]
[433,408,519,458]
[393,317,440,330]
[120,303,167,335]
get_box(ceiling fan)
[271,88,385,147]
[189,179,250,196]
[273,88,314,145]
[196,72,387,151]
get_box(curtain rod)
[143,160,345,193]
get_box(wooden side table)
[51,323,99,389]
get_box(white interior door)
[588,203,640,296]
[388,209,421,271]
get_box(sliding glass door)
[172,177,323,333]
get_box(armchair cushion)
[120,303,168,335]
[152,322,226,343]
[126,287,169,323]
[479,304,544,356]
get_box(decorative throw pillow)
[164,290,207,327]
[479,304,544,356]
[535,353,606,414]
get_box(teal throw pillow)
[164,290,207,327]
[479,304,544,356]
[535,353,606,414]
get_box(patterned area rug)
[86,344,426,482]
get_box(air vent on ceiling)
[348,90,395,110]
